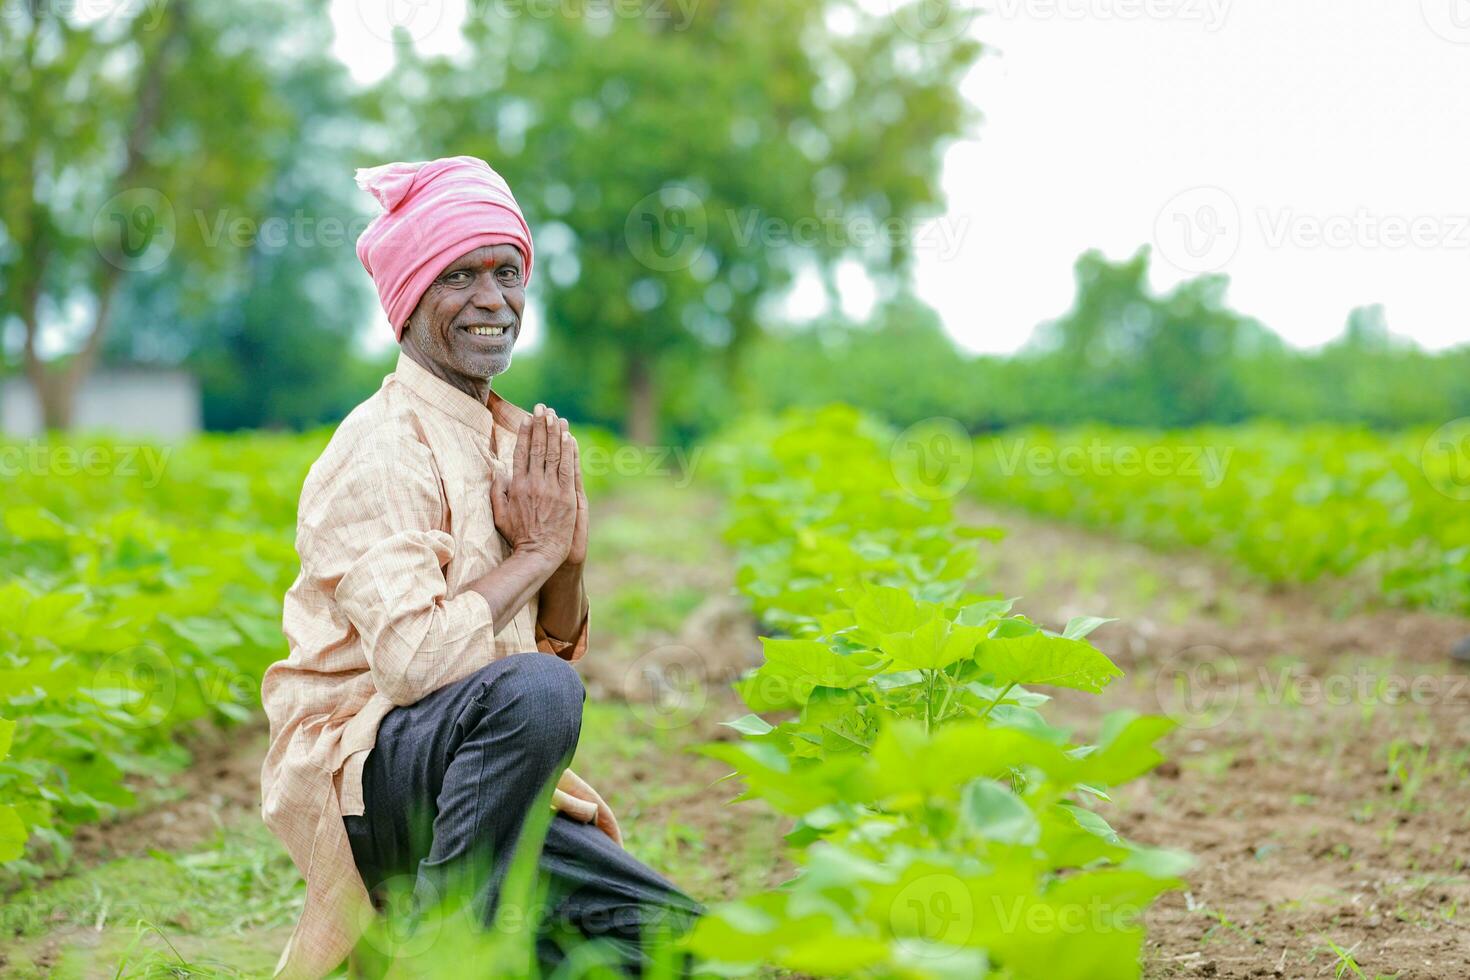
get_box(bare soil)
[966,505,1470,980]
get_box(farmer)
[260,156,702,979]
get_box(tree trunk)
[625,352,658,445]
[15,0,186,431]
[33,370,76,431]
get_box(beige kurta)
[260,351,589,979]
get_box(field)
[2,413,1467,978]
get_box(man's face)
[402,243,526,384]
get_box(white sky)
[332,0,1470,355]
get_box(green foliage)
[371,3,979,438]
[0,423,640,878]
[692,407,1187,979]
[970,423,1470,614]
[739,255,1470,437]
[0,432,324,877]
[2,1,305,425]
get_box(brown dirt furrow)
[965,504,1470,980]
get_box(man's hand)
[492,404,578,566]
[551,767,623,846]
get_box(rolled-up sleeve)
[535,606,590,663]
[300,436,496,707]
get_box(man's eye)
[444,271,473,286]
[499,268,523,285]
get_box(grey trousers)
[343,652,704,975]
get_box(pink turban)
[354,155,534,340]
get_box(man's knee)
[497,651,584,708]
[480,653,584,755]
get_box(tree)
[1028,248,1264,427]
[1,1,288,428]
[101,13,377,431]
[368,2,980,441]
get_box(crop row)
[690,407,1187,979]
[0,424,634,879]
[955,422,1470,615]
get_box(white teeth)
[467,326,506,336]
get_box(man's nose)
[470,271,508,311]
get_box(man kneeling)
[260,156,701,980]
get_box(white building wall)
[1,371,202,439]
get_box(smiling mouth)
[463,325,511,338]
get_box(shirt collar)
[392,349,532,439]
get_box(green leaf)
[976,633,1123,693]
[1059,803,1120,843]
[879,620,987,671]
[847,585,930,635]
[1084,712,1177,785]
[0,805,26,862]
[1120,845,1196,878]
[1062,616,1117,640]
[722,713,775,736]
[986,704,1070,744]
[739,638,877,710]
[963,779,1040,845]
[956,597,1016,626]
[161,616,243,656]
[869,721,1077,804]
[4,507,71,542]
